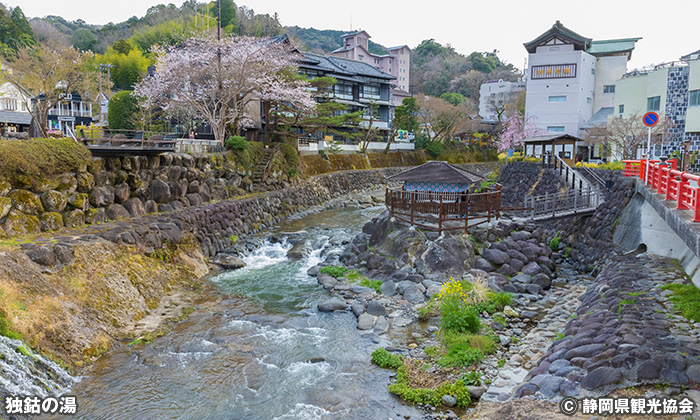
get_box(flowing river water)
[42,204,424,420]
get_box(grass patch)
[360,278,382,293]
[346,270,362,281]
[128,329,168,346]
[438,331,495,368]
[617,299,635,314]
[389,360,471,408]
[660,283,700,322]
[319,265,348,278]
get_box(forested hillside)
[4,0,521,107]
[284,26,388,55]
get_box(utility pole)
[217,0,221,41]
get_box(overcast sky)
[8,0,700,72]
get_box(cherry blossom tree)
[134,34,315,144]
[496,113,545,152]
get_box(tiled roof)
[301,52,395,80]
[388,161,484,183]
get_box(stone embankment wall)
[539,171,635,273]
[0,153,260,239]
[498,162,569,208]
[23,167,409,270]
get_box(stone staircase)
[251,146,276,187]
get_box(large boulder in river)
[318,300,348,312]
[287,240,311,259]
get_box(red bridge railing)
[622,159,700,222]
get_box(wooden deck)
[74,129,181,156]
[385,186,502,234]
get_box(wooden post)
[410,191,415,226]
[464,194,469,234]
[439,195,443,235]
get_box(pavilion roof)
[387,161,484,184]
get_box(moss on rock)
[2,209,41,236]
[40,212,64,232]
[8,189,44,216]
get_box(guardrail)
[385,186,501,234]
[622,159,700,221]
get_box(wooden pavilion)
[385,161,501,234]
[521,134,583,167]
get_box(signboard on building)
[58,116,75,122]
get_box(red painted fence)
[622,159,700,222]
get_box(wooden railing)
[622,159,700,222]
[385,185,501,234]
[74,128,182,151]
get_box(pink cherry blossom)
[134,34,315,144]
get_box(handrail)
[577,165,607,189]
[621,159,699,221]
[385,185,502,234]
[541,154,590,191]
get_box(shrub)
[108,90,138,130]
[371,347,403,370]
[319,265,348,278]
[225,136,249,151]
[549,231,562,251]
[280,142,299,167]
[0,138,91,185]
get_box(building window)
[690,90,700,107]
[647,96,661,111]
[547,126,565,132]
[603,85,615,93]
[548,96,566,102]
[587,97,592,104]
[591,68,595,75]
[532,64,577,79]
[619,104,624,114]
[358,55,364,61]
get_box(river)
[44,204,423,420]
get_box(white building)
[478,79,525,122]
[523,21,640,138]
[0,81,32,135]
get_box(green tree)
[108,90,139,130]
[112,39,132,55]
[467,52,497,73]
[96,46,151,90]
[9,7,34,44]
[214,0,239,34]
[440,92,465,107]
[72,28,98,51]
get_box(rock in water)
[318,300,348,312]
[220,256,246,269]
[357,313,375,330]
[374,316,390,334]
